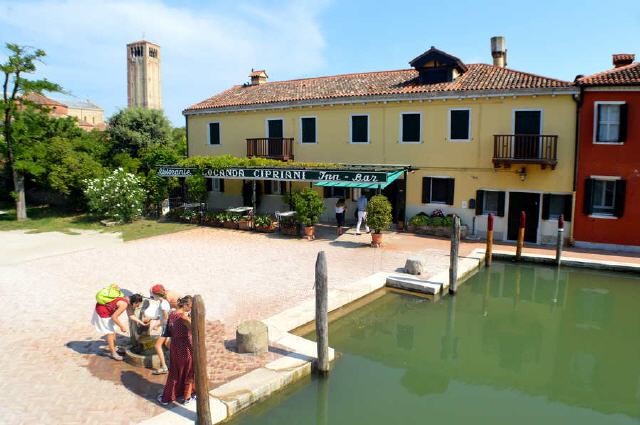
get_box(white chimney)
[491,36,507,68]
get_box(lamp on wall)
[518,167,527,182]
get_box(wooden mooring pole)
[515,211,526,261]
[449,215,461,295]
[192,295,212,425]
[485,213,494,267]
[315,251,329,374]
[555,214,564,266]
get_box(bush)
[254,214,274,228]
[409,213,453,228]
[366,195,392,234]
[291,188,324,227]
[84,168,145,223]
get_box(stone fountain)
[124,299,164,369]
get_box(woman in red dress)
[158,295,195,405]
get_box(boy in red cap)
[149,284,181,374]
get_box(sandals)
[110,352,123,361]
[152,367,169,375]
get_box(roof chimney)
[612,54,634,68]
[249,69,268,85]
[491,36,507,68]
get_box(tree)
[107,107,173,157]
[1,43,62,220]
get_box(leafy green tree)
[107,107,173,157]
[1,43,62,219]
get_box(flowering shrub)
[431,209,445,218]
[84,168,145,223]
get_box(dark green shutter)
[583,178,594,215]
[619,104,628,143]
[446,178,455,206]
[209,123,220,145]
[219,179,225,193]
[302,117,316,144]
[497,192,506,217]
[563,194,573,221]
[422,177,432,203]
[475,190,485,215]
[595,105,603,143]
[206,179,212,192]
[614,180,626,218]
[541,194,551,220]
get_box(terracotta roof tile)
[577,62,640,86]
[185,63,572,113]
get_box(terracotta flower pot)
[304,225,315,240]
[371,232,383,248]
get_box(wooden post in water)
[485,213,494,267]
[192,295,212,425]
[555,214,564,267]
[515,211,526,261]
[315,251,329,374]
[449,215,461,295]
[251,180,257,229]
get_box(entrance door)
[514,110,541,159]
[507,192,540,243]
[382,178,406,223]
[267,119,284,157]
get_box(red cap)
[151,284,166,295]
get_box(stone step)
[386,275,443,295]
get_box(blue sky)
[1,0,639,125]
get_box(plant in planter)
[254,214,276,232]
[291,188,324,240]
[366,195,392,247]
[222,212,241,229]
[238,213,253,230]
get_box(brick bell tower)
[127,40,162,110]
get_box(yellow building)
[184,39,579,244]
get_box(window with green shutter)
[351,115,369,143]
[208,122,220,145]
[401,113,421,143]
[301,117,316,144]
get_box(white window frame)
[207,121,222,146]
[447,108,472,142]
[211,178,222,192]
[593,101,625,145]
[265,118,284,138]
[425,176,451,205]
[299,116,318,144]
[399,112,422,144]
[589,176,620,218]
[349,114,370,144]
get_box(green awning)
[315,170,403,190]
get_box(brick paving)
[0,226,636,425]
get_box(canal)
[231,263,640,424]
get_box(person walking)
[356,193,370,235]
[158,296,195,406]
[92,293,145,361]
[146,284,176,375]
[335,198,347,235]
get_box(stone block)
[404,257,425,275]
[236,320,268,354]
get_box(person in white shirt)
[356,194,370,235]
[147,284,176,375]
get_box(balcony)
[246,138,294,161]
[493,134,558,170]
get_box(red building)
[574,54,640,250]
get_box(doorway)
[507,192,540,243]
[382,178,406,224]
[514,110,541,159]
[266,119,284,157]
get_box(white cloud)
[0,0,328,124]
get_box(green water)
[232,264,640,424]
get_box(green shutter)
[422,177,432,203]
[619,104,628,143]
[475,190,485,215]
[595,105,603,143]
[446,178,455,206]
[563,194,573,221]
[583,178,594,215]
[614,180,626,218]
[206,179,213,192]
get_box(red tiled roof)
[25,92,66,108]
[185,63,573,113]
[577,62,640,86]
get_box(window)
[208,122,220,145]
[583,178,626,218]
[475,190,505,216]
[206,179,224,193]
[323,187,348,198]
[300,117,317,144]
[449,109,471,141]
[595,103,627,143]
[350,115,369,143]
[401,113,421,143]
[542,194,572,220]
[264,180,286,195]
[422,177,455,205]
[270,181,281,195]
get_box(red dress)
[161,311,194,403]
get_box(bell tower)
[127,40,162,109]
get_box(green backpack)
[96,284,124,305]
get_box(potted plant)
[223,212,240,229]
[366,195,392,247]
[238,214,253,230]
[255,214,276,232]
[291,188,324,240]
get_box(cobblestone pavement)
[1,226,636,425]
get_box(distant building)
[24,93,106,131]
[127,40,162,110]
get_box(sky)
[1,0,639,126]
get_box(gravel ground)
[0,226,451,425]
